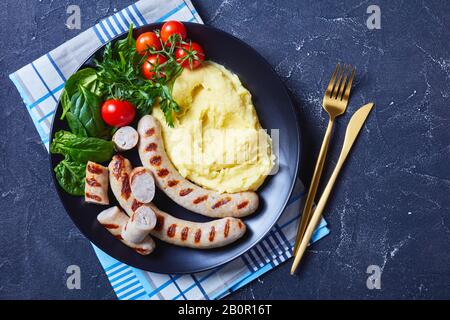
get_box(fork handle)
[290,146,345,274]
[293,118,335,254]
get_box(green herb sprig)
[95,24,182,126]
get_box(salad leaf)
[66,112,88,137]
[54,158,86,196]
[61,68,101,119]
[50,130,114,163]
[114,24,137,61]
[157,83,180,126]
[66,86,111,139]
[64,68,101,97]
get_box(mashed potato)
[152,61,274,193]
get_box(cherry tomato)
[175,42,205,70]
[136,32,162,55]
[142,54,167,80]
[101,99,136,127]
[160,21,187,44]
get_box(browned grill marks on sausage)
[102,223,119,229]
[145,142,157,152]
[131,199,143,212]
[86,192,102,202]
[212,197,232,209]
[112,156,124,179]
[154,214,164,231]
[194,229,202,243]
[238,221,243,229]
[167,180,179,187]
[193,195,208,204]
[181,227,189,241]
[209,226,216,242]
[150,156,162,166]
[145,127,155,137]
[121,174,131,200]
[237,200,249,210]
[87,163,103,174]
[179,188,193,196]
[114,235,123,240]
[167,224,177,238]
[224,220,230,238]
[86,177,101,187]
[157,168,169,178]
[135,248,149,254]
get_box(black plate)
[50,23,301,274]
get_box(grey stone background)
[0,0,449,299]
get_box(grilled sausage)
[97,206,155,255]
[85,161,109,205]
[112,126,139,151]
[137,115,259,218]
[130,167,155,203]
[108,155,247,248]
[122,206,157,243]
[148,202,246,248]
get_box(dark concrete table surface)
[1,0,449,299]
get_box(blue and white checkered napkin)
[9,0,330,300]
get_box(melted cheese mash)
[152,62,274,193]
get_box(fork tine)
[325,64,340,96]
[337,65,350,100]
[342,67,356,102]
[332,65,345,99]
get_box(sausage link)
[121,206,157,243]
[85,161,109,205]
[97,206,155,255]
[137,115,259,218]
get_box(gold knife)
[290,102,374,275]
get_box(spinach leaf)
[50,130,114,163]
[61,68,101,120]
[51,130,113,196]
[65,112,88,137]
[61,92,71,120]
[54,158,86,196]
[67,86,111,139]
[64,68,101,97]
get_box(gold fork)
[292,64,356,257]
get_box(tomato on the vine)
[142,54,168,80]
[101,100,136,127]
[136,32,162,55]
[175,42,205,70]
[160,21,187,45]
